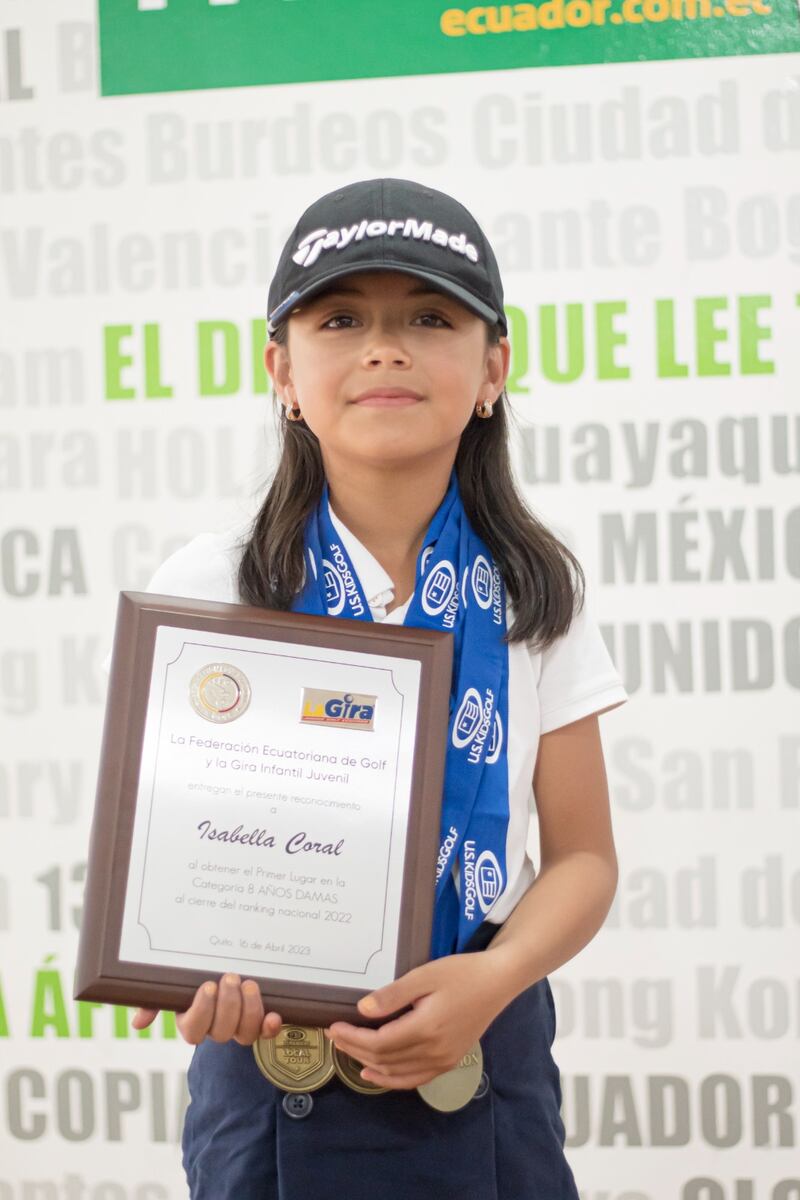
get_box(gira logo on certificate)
[300,688,377,730]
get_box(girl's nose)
[364,340,412,367]
[366,352,410,367]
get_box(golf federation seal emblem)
[189,662,251,724]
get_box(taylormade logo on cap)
[267,178,508,337]
[292,218,480,270]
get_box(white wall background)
[2,1,799,1195]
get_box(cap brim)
[267,262,504,334]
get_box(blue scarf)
[291,469,509,958]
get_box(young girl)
[130,177,629,1199]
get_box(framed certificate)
[74,591,453,1026]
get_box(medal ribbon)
[292,469,509,957]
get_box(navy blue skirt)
[181,934,579,1199]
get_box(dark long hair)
[236,319,584,650]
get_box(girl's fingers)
[354,1054,439,1078]
[361,1067,435,1091]
[137,980,281,1047]
[260,1010,283,1039]
[176,982,219,1045]
[329,1023,436,1067]
[208,973,243,1043]
[331,1032,460,1076]
[334,1039,431,1067]
[131,1007,159,1030]
[328,1007,427,1059]
[233,980,265,1045]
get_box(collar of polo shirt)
[327,501,398,619]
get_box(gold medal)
[416,1041,483,1113]
[252,1025,334,1093]
[332,1044,389,1095]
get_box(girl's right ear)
[264,340,287,397]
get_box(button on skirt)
[181,972,580,1200]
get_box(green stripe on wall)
[98,0,800,96]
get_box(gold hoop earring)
[285,404,303,422]
[475,399,494,419]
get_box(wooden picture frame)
[74,591,453,1027]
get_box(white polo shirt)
[101,505,629,926]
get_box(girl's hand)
[132,974,283,1046]
[325,950,512,1090]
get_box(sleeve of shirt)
[99,530,238,679]
[535,596,629,735]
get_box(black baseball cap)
[267,177,507,338]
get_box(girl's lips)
[353,395,422,407]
